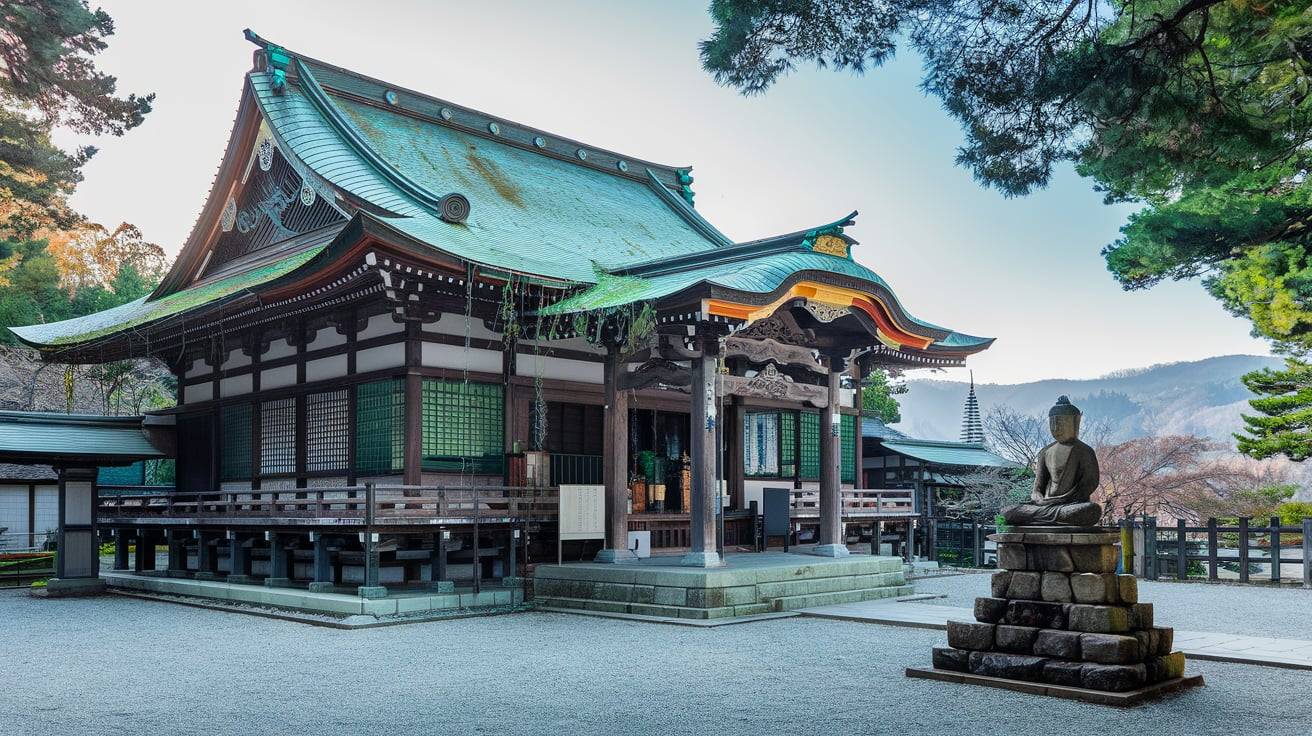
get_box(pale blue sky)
[60,0,1271,383]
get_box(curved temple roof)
[10,31,992,366]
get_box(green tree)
[1236,359,1312,462]
[1,0,153,235]
[701,1,1312,355]
[861,368,904,424]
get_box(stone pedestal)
[911,528,1202,703]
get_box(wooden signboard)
[558,484,606,564]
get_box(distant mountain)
[893,355,1284,446]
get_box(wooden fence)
[1131,516,1312,587]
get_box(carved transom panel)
[735,314,811,345]
[802,301,850,323]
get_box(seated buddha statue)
[1001,396,1102,527]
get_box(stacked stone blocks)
[933,530,1186,693]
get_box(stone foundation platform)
[533,552,910,620]
[910,528,1203,702]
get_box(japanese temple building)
[10,32,992,598]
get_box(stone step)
[533,595,772,620]
[767,584,915,612]
[756,571,906,600]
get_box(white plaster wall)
[0,485,31,538]
[358,313,402,341]
[356,344,405,373]
[305,355,348,383]
[185,361,212,381]
[307,328,346,350]
[221,350,251,371]
[424,311,501,341]
[422,342,500,374]
[219,374,253,398]
[183,382,214,404]
[33,487,57,537]
[261,364,298,391]
[515,353,603,384]
[264,338,296,362]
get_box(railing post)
[1270,516,1281,584]
[1207,518,1218,581]
[1176,518,1188,580]
[1238,517,1250,584]
[1303,518,1312,589]
[1144,516,1158,580]
[363,482,378,590]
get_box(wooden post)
[1270,516,1281,583]
[682,332,722,567]
[595,344,636,563]
[1176,518,1187,580]
[1238,517,1250,583]
[1207,518,1219,581]
[813,355,848,557]
[1302,518,1311,589]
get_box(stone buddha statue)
[1001,396,1102,527]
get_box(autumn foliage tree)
[1094,435,1250,524]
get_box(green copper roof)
[10,245,326,347]
[250,57,731,284]
[0,412,167,464]
[540,250,893,314]
[879,440,1017,468]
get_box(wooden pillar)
[309,532,334,592]
[196,531,219,580]
[167,530,188,576]
[113,529,130,570]
[136,529,156,571]
[228,533,252,583]
[595,344,636,563]
[403,320,423,486]
[814,355,849,557]
[682,333,722,567]
[42,466,106,595]
[265,531,291,587]
[726,394,745,511]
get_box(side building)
[10,32,992,593]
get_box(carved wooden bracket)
[717,363,828,407]
[734,312,814,345]
[618,358,691,392]
[724,336,824,374]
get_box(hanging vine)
[571,300,657,356]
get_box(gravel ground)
[5,578,1312,735]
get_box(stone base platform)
[532,551,910,620]
[906,667,1204,707]
[102,571,523,617]
[912,527,1198,702]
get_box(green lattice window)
[422,379,504,474]
[220,403,253,481]
[799,410,820,479]
[841,414,857,484]
[780,412,796,477]
[260,397,296,475]
[355,379,404,475]
[306,389,349,472]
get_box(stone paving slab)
[798,597,1312,670]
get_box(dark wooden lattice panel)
[306,389,349,472]
[259,397,296,475]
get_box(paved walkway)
[797,597,1312,670]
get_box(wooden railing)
[1131,516,1312,587]
[98,484,560,525]
[787,488,916,519]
